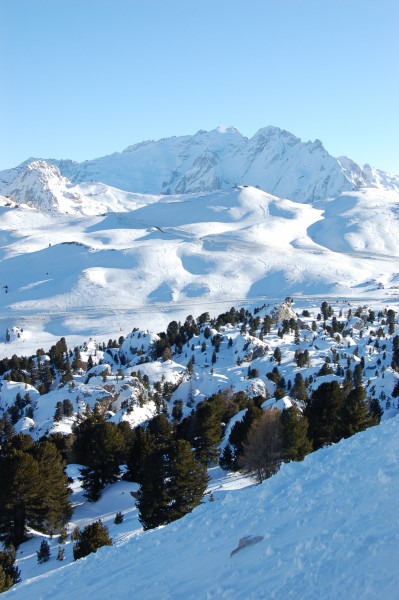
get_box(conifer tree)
[34,441,72,533]
[73,520,112,561]
[124,427,156,484]
[54,401,63,422]
[165,439,209,523]
[37,539,51,564]
[290,373,308,402]
[0,449,45,545]
[341,386,376,438]
[353,363,363,389]
[62,398,74,417]
[280,405,313,461]
[0,415,15,446]
[305,381,345,450]
[0,435,72,546]
[71,346,83,371]
[192,394,226,464]
[369,398,383,423]
[228,402,263,464]
[219,444,235,470]
[74,417,125,501]
[0,546,20,592]
[114,511,124,524]
[136,445,171,530]
[137,439,208,530]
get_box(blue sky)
[1,0,398,173]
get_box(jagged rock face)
[59,126,355,201]
[272,302,297,322]
[57,125,397,200]
[0,160,82,214]
[2,126,397,211]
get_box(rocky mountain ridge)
[1,126,398,214]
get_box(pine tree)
[165,439,209,523]
[280,405,312,461]
[342,386,376,438]
[290,373,308,402]
[73,520,112,561]
[0,415,15,446]
[71,346,83,371]
[136,446,171,530]
[137,439,208,530]
[114,511,124,524]
[74,417,125,501]
[0,448,45,545]
[305,381,345,450]
[369,398,383,423]
[0,546,20,593]
[54,401,64,422]
[353,363,363,389]
[37,539,51,564]
[273,347,282,364]
[192,394,226,465]
[86,354,94,371]
[124,427,156,484]
[228,402,263,463]
[219,444,235,470]
[34,441,72,533]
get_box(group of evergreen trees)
[0,434,72,547]
[124,413,209,529]
[223,374,381,483]
[0,299,397,592]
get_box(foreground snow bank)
[7,416,399,599]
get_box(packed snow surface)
[6,416,399,599]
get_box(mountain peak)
[214,125,241,135]
[2,125,398,203]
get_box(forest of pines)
[0,299,397,591]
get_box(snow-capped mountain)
[1,124,399,352]
[2,126,398,209]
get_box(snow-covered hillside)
[1,183,399,353]
[5,414,399,599]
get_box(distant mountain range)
[1,125,399,345]
[1,126,398,212]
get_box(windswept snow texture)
[6,416,399,599]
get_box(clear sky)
[1,0,398,173]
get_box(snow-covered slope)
[6,415,399,599]
[2,126,398,205]
[1,184,399,349]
